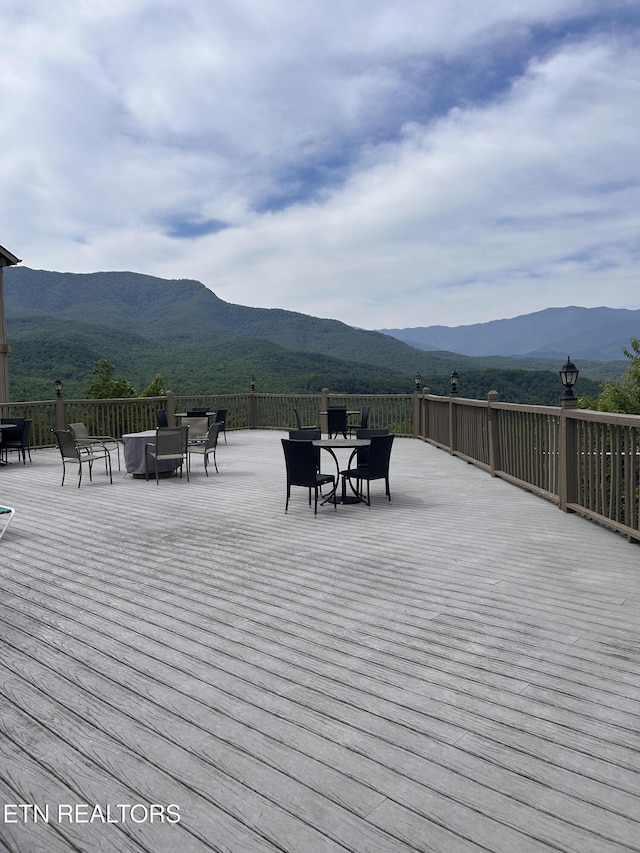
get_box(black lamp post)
[559,356,579,400]
[54,379,63,397]
[414,373,422,391]
[450,370,459,396]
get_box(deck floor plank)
[1,431,640,851]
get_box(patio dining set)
[1,404,393,529]
[283,405,395,514]
[50,408,228,488]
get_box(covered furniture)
[69,422,121,470]
[215,409,228,443]
[52,429,113,488]
[123,429,182,477]
[340,433,394,505]
[326,406,348,439]
[281,438,336,514]
[0,504,15,540]
[188,422,222,476]
[0,417,32,464]
[293,407,317,430]
[145,426,189,484]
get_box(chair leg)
[285,485,290,513]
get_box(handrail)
[419,391,640,542]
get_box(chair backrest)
[281,438,318,488]
[215,409,228,425]
[365,434,395,478]
[155,409,168,428]
[360,406,371,428]
[21,419,33,445]
[182,417,208,438]
[293,407,303,429]
[155,426,188,455]
[53,429,80,461]
[205,422,222,449]
[1,417,28,443]
[288,429,321,441]
[355,427,388,464]
[69,422,90,441]
[327,406,347,434]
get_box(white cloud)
[0,0,638,328]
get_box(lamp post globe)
[559,357,579,399]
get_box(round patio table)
[312,438,370,504]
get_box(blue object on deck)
[0,504,15,540]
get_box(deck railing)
[2,387,639,541]
[419,391,640,542]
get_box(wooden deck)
[1,430,639,853]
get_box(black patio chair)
[326,406,348,439]
[215,409,228,443]
[155,409,168,428]
[348,405,371,437]
[281,438,336,515]
[340,433,394,505]
[289,428,322,472]
[354,427,389,466]
[0,417,32,464]
[293,407,318,430]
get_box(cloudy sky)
[1,1,638,329]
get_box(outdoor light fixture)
[450,370,460,395]
[414,373,422,391]
[54,379,63,397]
[559,356,579,399]
[250,376,256,391]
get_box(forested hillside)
[4,267,605,404]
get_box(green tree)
[579,337,640,413]
[86,359,138,399]
[142,373,167,397]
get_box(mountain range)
[380,306,639,361]
[3,267,625,404]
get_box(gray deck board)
[1,430,640,852]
